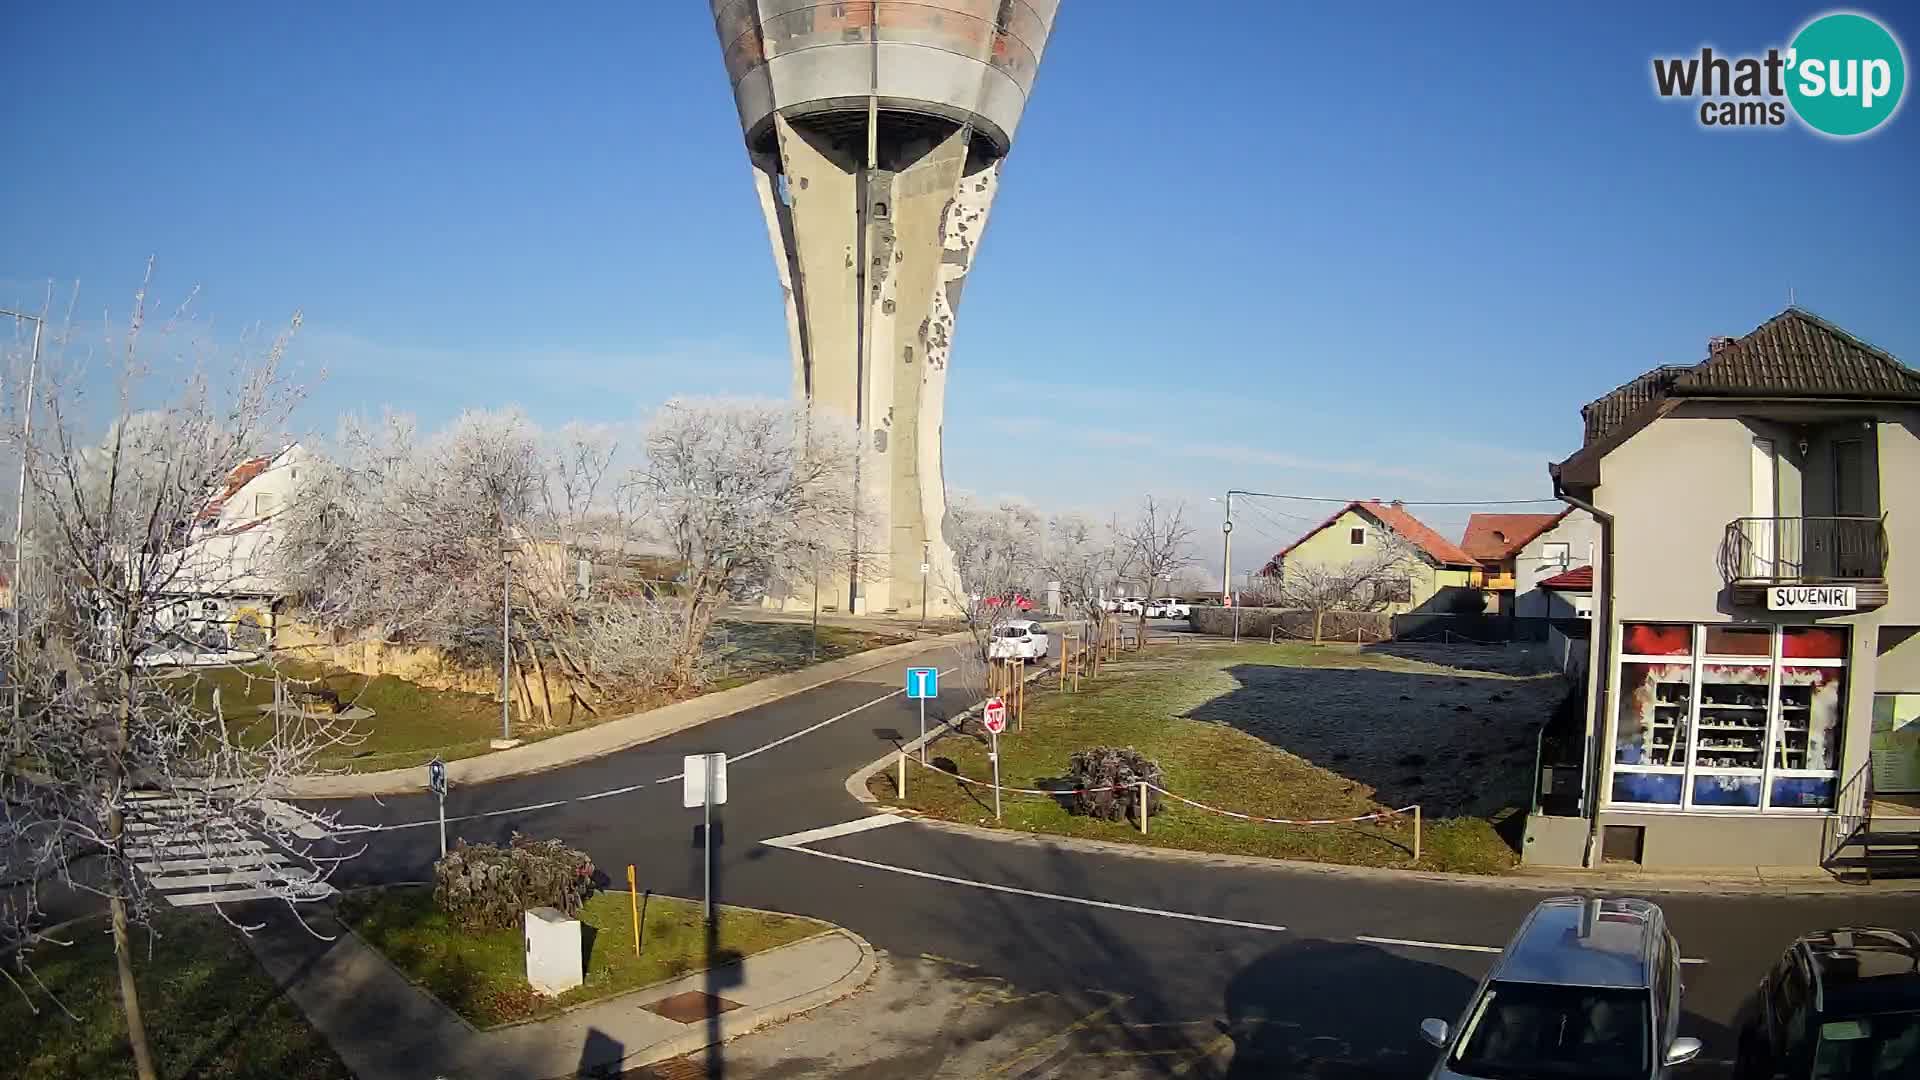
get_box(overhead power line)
[1228,488,1561,507]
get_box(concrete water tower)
[708,1,1061,615]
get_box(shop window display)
[1611,624,1847,813]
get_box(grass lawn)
[0,910,351,1080]
[336,887,829,1028]
[871,642,1552,874]
[183,621,906,773]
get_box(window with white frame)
[1609,623,1848,812]
[1541,541,1570,569]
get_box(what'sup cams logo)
[1652,11,1906,136]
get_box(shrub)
[432,833,596,929]
[1065,746,1164,825]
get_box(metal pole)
[437,790,447,858]
[897,748,907,800]
[918,695,927,764]
[1220,491,1233,600]
[990,727,1001,822]
[1413,804,1422,865]
[703,755,714,923]
[500,540,512,742]
[920,541,928,629]
[1138,780,1149,835]
[810,561,820,663]
[5,311,41,740]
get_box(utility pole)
[1219,491,1234,603]
[497,509,515,748]
[3,309,42,741]
[920,541,929,629]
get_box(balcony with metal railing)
[1718,515,1889,608]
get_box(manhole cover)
[644,990,743,1024]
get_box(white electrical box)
[524,906,583,995]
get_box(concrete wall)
[1514,511,1597,619]
[1593,811,1828,868]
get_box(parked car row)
[1418,896,1917,1080]
[1096,596,1192,618]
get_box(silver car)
[1420,896,1703,1079]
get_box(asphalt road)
[306,630,1912,1078]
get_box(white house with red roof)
[166,444,310,651]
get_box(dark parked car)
[1736,927,1920,1079]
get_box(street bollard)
[1139,780,1149,835]
[1413,805,1422,865]
[898,749,907,801]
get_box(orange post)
[627,864,640,956]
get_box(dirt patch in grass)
[0,910,351,1080]
[337,886,829,1028]
[184,621,908,772]
[874,642,1548,874]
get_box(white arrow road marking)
[762,816,1289,934]
[762,813,912,848]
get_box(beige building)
[1528,308,1920,871]
[1269,500,1480,616]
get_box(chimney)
[1708,335,1736,355]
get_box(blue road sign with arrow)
[906,667,938,699]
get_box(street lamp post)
[501,539,512,743]
[2,309,43,739]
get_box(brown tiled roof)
[1538,565,1592,591]
[1577,308,1920,448]
[1671,308,1920,398]
[1269,500,1477,571]
[1460,511,1569,563]
[1582,365,1695,445]
[1557,307,1920,490]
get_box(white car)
[987,620,1050,661]
[1145,598,1190,619]
[1114,596,1147,615]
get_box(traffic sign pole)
[918,695,927,764]
[703,754,714,924]
[990,725,1001,822]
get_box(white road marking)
[762,813,909,849]
[1356,935,1502,955]
[1359,935,1707,965]
[763,829,1289,934]
[577,783,647,801]
[335,662,957,833]
[651,665,960,784]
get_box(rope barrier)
[1149,784,1414,826]
[901,753,1415,828]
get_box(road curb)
[287,633,971,799]
[616,927,879,1073]
[888,817,1920,897]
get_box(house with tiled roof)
[1263,499,1481,617]
[166,444,311,653]
[1528,307,1920,874]
[1459,508,1596,626]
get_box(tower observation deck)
[709,1,1060,616]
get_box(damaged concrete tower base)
[709,2,1060,616]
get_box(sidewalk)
[245,903,875,1080]
[286,632,970,799]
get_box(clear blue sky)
[5,2,1916,562]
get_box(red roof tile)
[1268,500,1477,571]
[1460,511,1569,563]
[1538,565,1593,591]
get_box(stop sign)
[982,697,1007,734]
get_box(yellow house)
[1266,500,1481,616]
